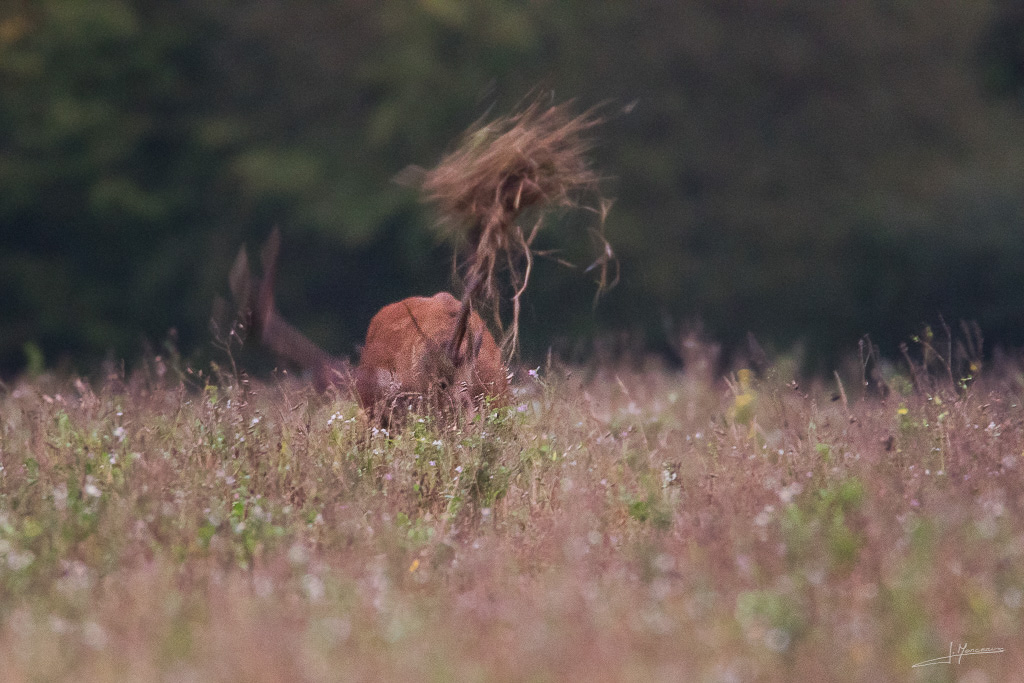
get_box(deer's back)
[356,292,507,407]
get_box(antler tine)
[255,227,282,338]
[228,246,261,339]
[228,247,251,306]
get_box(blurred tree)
[980,0,1024,100]
[2,0,1024,376]
[1,0,195,370]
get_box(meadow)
[1,338,1023,682]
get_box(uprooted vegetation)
[1,343,1023,681]
[418,98,615,350]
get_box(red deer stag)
[230,228,508,419]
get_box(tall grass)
[1,344,1023,681]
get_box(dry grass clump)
[1,345,1024,680]
[419,99,613,350]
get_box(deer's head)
[354,289,506,421]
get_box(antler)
[230,228,349,390]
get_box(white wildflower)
[83,477,101,498]
[754,505,775,527]
[778,482,802,504]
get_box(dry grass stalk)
[3,349,1024,680]
[420,99,613,354]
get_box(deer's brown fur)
[355,292,507,415]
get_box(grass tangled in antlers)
[420,99,616,355]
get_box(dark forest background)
[3,0,1024,377]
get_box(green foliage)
[735,588,809,653]
[4,0,1024,375]
[625,494,672,530]
[780,477,866,574]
